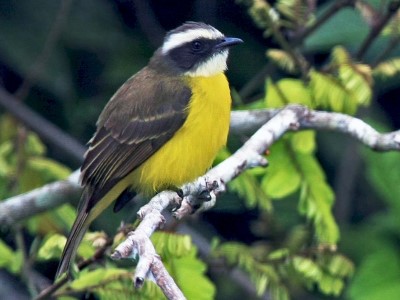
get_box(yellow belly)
[131,73,231,195]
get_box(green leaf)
[25,133,46,156]
[172,248,216,300]
[265,78,312,108]
[267,49,297,73]
[270,284,290,300]
[318,273,344,296]
[348,243,400,300]
[229,170,271,211]
[27,157,71,181]
[50,204,77,231]
[338,64,372,107]
[331,45,352,65]
[0,239,16,271]
[373,58,400,77]
[292,256,322,281]
[268,248,290,260]
[0,141,13,176]
[276,0,313,24]
[364,149,400,216]
[37,234,67,261]
[152,232,192,258]
[213,242,281,296]
[0,239,22,274]
[297,154,339,245]
[309,69,355,114]
[262,140,301,198]
[320,253,354,278]
[291,131,316,154]
[69,268,130,290]
[263,163,301,198]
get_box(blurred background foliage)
[1,0,400,299]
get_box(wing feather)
[80,67,191,210]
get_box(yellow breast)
[132,73,231,195]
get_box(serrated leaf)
[293,256,322,280]
[152,232,192,258]
[229,170,271,211]
[319,273,344,296]
[268,248,290,260]
[325,254,355,277]
[267,49,296,73]
[265,77,312,108]
[270,284,290,300]
[276,0,313,25]
[297,154,339,245]
[331,46,352,65]
[309,69,354,113]
[339,64,372,106]
[373,58,400,77]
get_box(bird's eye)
[191,40,203,51]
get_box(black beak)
[215,37,244,49]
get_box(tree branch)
[3,105,400,298]
[0,87,86,164]
[0,171,81,226]
[1,106,399,227]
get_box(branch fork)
[2,105,400,299]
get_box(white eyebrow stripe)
[162,28,224,54]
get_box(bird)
[56,21,243,278]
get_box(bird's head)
[150,22,243,77]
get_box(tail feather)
[55,209,90,279]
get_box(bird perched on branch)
[56,21,243,278]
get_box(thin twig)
[239,0,355,101]
[371,35,400,67]
[132,0,165,47]
[356,0,400,60]
[0,87,86,165]
[35,237,113,300]
[292,0,356,46]
[15,0,74,101]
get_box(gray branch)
[0,105,399,226]
[1,105,399,299]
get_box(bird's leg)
[173,176,225,218]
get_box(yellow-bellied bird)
[56,21,243,278]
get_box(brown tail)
[55,208,90,279]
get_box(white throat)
[184,51,229,77]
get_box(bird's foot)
[173,176,225,218]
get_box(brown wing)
[79,67,191,211]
